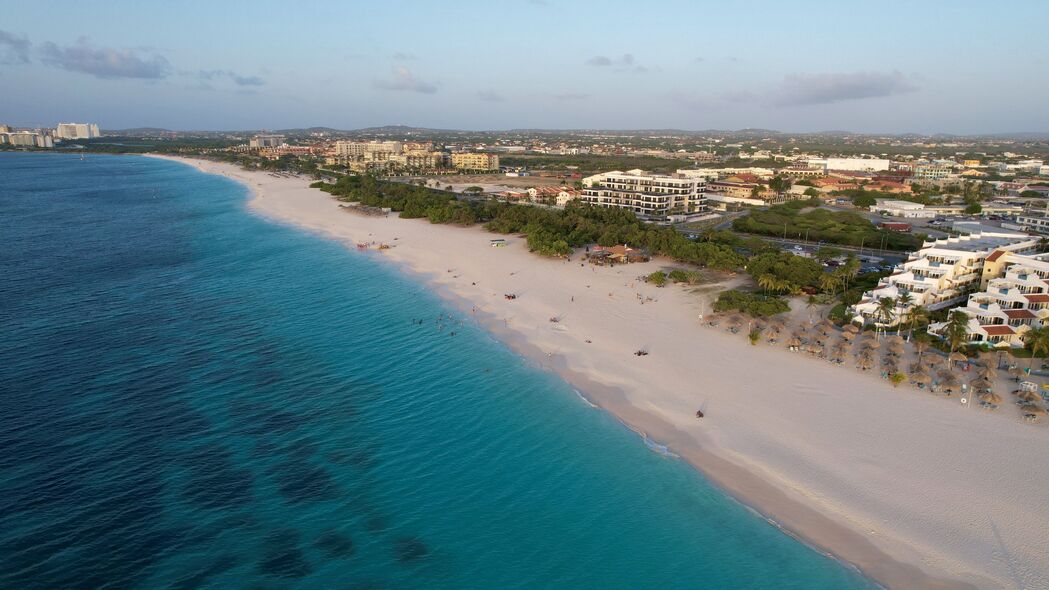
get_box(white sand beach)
[154,155,1049,590]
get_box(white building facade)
[806,158,891,172]
[581,169,707,216]
[928,250,1049,347]
[851,231,1039,327]
[55,123,101,139]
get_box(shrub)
[713,290,790,317]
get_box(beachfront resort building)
[580,169,708,216]
[928,250,1049,347]
[2,130,53,148]
[55,123,101,140]
[328,141,448,172]
[450,152,499,171]
[249,134,285,149]
[851,230,1040,327]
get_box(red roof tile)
[985,249,1006,262]
[1004,309,1037,319]
[1024,294,1049,303]
[982,325,1016,336]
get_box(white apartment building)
[806,158,891,173]
[929,250,1049,347]
[581,169,707,216]
[55,123,100,139]
[851,231,1039,327]
[676,167,775,180]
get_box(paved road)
[672,223,908,265]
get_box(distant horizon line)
[91,125,1049,140]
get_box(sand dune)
[154,155,1049,590]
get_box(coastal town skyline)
[4,0,1049,133]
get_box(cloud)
[586,53,646,73]
[0,30,31,64]
[553,92,589,101]
[476,90,505,102]
[373,67,437,94]
[193,69,265,86]
[38,37,171,79]
[392,52,418,61]
[693,56,705,63]
[771,70,918,106]
[671,70,919,111]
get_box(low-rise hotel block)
[450,152,499,171]
[581,169,707,216]
[851,231,1039,327]
[928,250,1049,346]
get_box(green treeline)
[312,175,744,268]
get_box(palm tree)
[895,291,913,336]
[842,256,860,291]
[945,310,970,357]
[757,274,777,296]
[875,297,896,337]
[819,273,841,296]
[913,331,931,363]
[907,305,929,342]
[1023,326,1049,372]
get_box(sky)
[2,0,1048,134]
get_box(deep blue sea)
[0,153,874,589]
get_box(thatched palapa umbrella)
[726,314,743,333]
[845,323,861,334]
[970,376,994,392]
[1008,365,1026,381]
[1017,390,1041,403]
[948,351,968,364]
[976,364,998,380]
[910,371,932,385]
[1020,404,1046,419]
[938,370,960,393]
[856,353,875,371]
[979,392,1003,408]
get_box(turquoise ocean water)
[0,153,875,589]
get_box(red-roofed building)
[933,250,1049,346]
[879,222,912,232]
